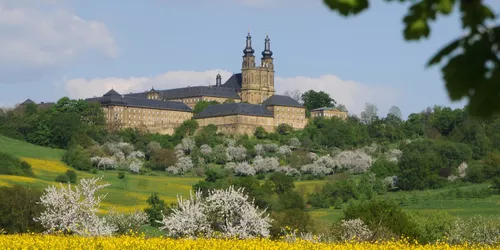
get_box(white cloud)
[275,75,401,116]
[65,70,400,116]
[0,0,118,80]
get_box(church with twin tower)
[17,32,333,135]
[239,32,276,104]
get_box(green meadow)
[1,134,499,221]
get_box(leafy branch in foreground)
[323,0,499,118]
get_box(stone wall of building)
[196,114,274,135]
[103,105,192,134]
[311,109,348,120]
[267,105,307,129]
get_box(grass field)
[0,135,201,212]
[1,135,500,223]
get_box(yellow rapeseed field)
[0,235,498,250]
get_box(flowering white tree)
[307,152,318,163]
[263,143,278,153]
[106,209,149,234]
[175,138,196,155]
[167,156,194,175]
[254,144,265,156]
[128,160,143,173]
[300,163,333,176]
[224,138,237,147]
[157,187,272,239]
[91,157,116,170]
[252,156,279,173]
[200,144,212,155]
[338,219,373,242]
[333,150,373,174]
[127,151,145,160]
[34,177,117,236]
[147,141,162,154]
[226,145,247,162]
[385,148,402,163]
[276,166,300,177]
[234,162,256,176]
[278,145,292,156]
[288,137,301,149]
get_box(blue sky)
[1,0,485,118]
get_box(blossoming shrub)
[157,187,272,239]
[34,177,117,236]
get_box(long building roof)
[262,95,303,108]
[86,90,192,112]
[124,73,243,100]
[194,103,273,119]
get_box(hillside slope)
[0,135,201,212]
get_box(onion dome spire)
[262,34,273,58]
[243,30,255,56]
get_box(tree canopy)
[322,0,500,118]
[301,90,336,111]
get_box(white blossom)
[447,216,500,245]
[300,163,333,176]
[167,156,194,175]
[458,162,468,178]
[116,142,134,156]
[315,156,338,169]
[128,160,143,173]
[385,148,402,163]
[333,150,373,174]
[200,144,212,155]
[34,177,117,236]
[175,149,185,158]
[106,209,149,234]
[252,156,279,173]
[224,138,236,147]
[276,166,300,176]
[288,137,301,149]
[112,151,125,163]
[158,187,272,239]
[278,145,292,156]
[158,190,210,238]
[224,162,237,171]
[234,162,256,176]
[384,176,398,189]
[127,151,145,160]
[307,152,318,163]
[98,157,116,170]
[226,145,247,162]
[339,219,373,242]
[254,144,265,156]
[147,141,162,154]
[263,143,278,153]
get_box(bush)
[370,158,398,178]
[62,145,92,171]
[55,174,70,183]
[65,170,77,183]
[0,185,44,233]
[0,152,34,177]
[343,199,419,240]
[118,171,126,179]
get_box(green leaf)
[403,2,431,40]
[427,37,462,66]
[436,0,455,15]
[323,0,370,16]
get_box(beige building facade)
[81,32,315,136]
[311,107,348,120]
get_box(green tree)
[193,100,219,114]
[144,193,173,227]
[254,126,267,139]
[301,90,336,111]
[0,185,44,233]
[323,0,500,117]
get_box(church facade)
[82,33,321,135]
